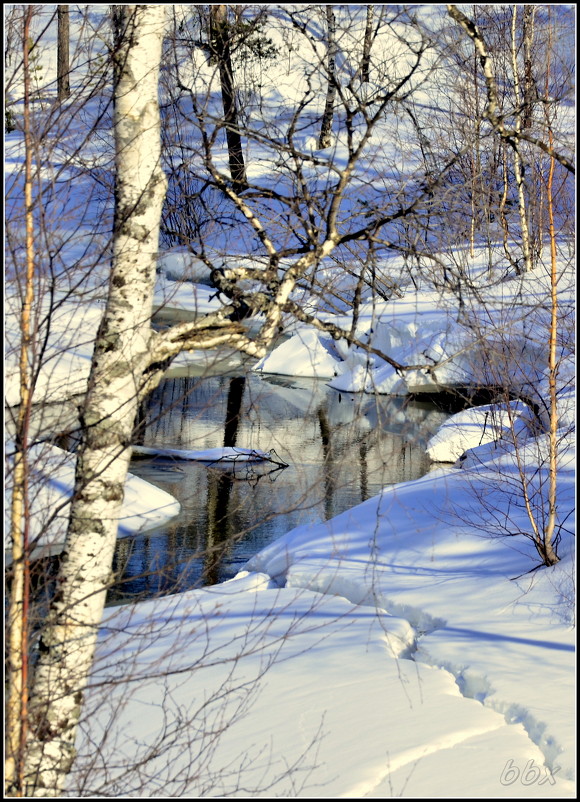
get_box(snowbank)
[245,435,576,787]
[4,443,180,559]
[4,292,103,407]
[255,265,575,410]
[254,327,344,379]
[426,401,534,463]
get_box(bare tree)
[17,6,169,793]
[5,5,573,795]
[441,4,575,566]
[447,4,575,176]
[6,8,36,791]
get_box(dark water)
[107,372,449,604]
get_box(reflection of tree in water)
[223,376,246,450]
[203,376,295,584]
[203,376,245,585]
[359,441,368,502]
[108,375,443,601]
[317,406,336,522]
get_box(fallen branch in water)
[131,445,289,468]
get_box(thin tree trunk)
[57,5,70,101]
[5,8,35,794]
[521,5,536,130]
[361,5,373,84]
[22,7,168,795]
[210,5,247,191]
[318,5,337,150]
[470,44,481,259]
[542,10,560,567]
[499,141,519,274]
[510,6,533,273]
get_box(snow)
[74,578,574,797]
[254,327,344,379]
[258,268,575,410]
[243,447,575,789]
[4,292,104,407]
[4,443,180,559]
[425,401,534,463]
[75,447,575,796]
[5,5,575,798]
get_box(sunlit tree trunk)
[541,9,560,567]
[521,5,536,130]
[21,7,168,795]
[510,5,533,273]
[361,5,373,85]
[318,5,337,149]
[469,44,481,259]
[5,8,35,794]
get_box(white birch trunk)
[22,6,167,795]
[318,6,337,150]
[510,6,533,273]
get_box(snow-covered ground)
[6,255,575,798]
[56,257,573,797]
[5,5,575,798]
[73,409,575,795]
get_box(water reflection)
[108,373,449,605]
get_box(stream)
[107,370,451,604]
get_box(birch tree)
[318,5,337,149]
[8,5,571,795]
[17,6,169,794]
[360,5,374,85]
[5,8,36,792]
[446,5,574,176]
[510,4,533,273]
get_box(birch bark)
[21,6,167,795]
[510,6,533,273]
[318,5,337,150]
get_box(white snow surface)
[4,443,180,558]
[426,401,535,463]
[5,7,575,797]
[73,422,575,797]
[257,270,575,412]
[254,327,345,379]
